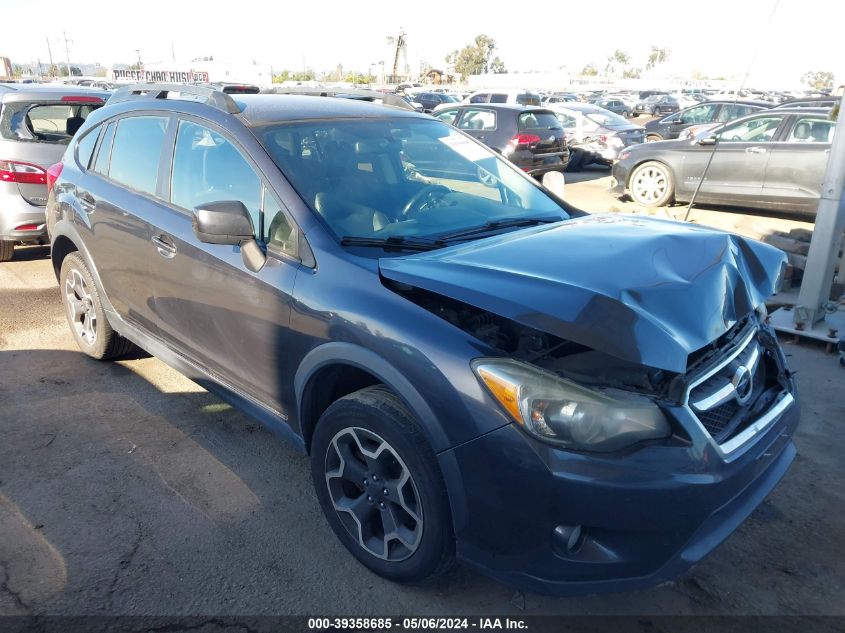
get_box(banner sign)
[111,68,210,83]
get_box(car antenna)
[683,0,781,222]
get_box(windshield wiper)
[340,236,447,251]
[436,216,562,241]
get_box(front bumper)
[439,388,799,595]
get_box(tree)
[646,46,671,70]
[604,49,631,78]
[623,68,642,79]
[47,64,81,77]
[581,63,598,77]
[446,34,505,80]
[801,70,834,91]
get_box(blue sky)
[1,0,842,87]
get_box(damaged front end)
[381,215,794,454]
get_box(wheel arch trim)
[294,342,450,455]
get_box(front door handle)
[745,146,767,154]
[152,234,177,259]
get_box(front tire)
[59,252,136,360]
[629,161,675,207]
[311,386,455,583]
[646,134,662,142]
[0,240,14,262]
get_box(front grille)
[685,327,774,445]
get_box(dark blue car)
[45,83,799,595]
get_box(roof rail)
[107,83,242,114]
[268,86,415,111]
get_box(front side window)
[788,117,835,143]
[434,108,459,125]
[171,120,262,231]
[258,118,566,245]
[718,116,783,143]
[108,116,168,195]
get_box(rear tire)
[646,134,662,142]
[311,385,455,583]
[622,110,630,118]
[0,240,14,262]
[59,252,136,360]
[629,161,675,207]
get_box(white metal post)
[794,101,845,326]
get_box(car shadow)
[5,244,51,262]
[565,164,612,185]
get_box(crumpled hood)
[379,215,786,373]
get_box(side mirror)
[192,200,266,273]
[697,135,717,146]
[192,200,254,245]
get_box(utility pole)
[45,35,54,76]
[136,49,142,67]
[62,31,72,78]
[171,42,176,63]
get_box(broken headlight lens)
[472,358,670,452]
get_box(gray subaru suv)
[0,84,107,260]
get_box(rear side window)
[518,112,562,131]
[489,94,508,103]
[93,121,116,175]
[75,126,100,170]
[457,109,496,131]
[788,117,835,143]
[469,93,489,104]
[517,94,541,106]
[108,116,168,195]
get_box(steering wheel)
[730,135,743,141]
[401,185,450,218]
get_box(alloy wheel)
[632,165,669,205]
[324,427,423,562]
[65,268,97,346]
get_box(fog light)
[553,524,584,555]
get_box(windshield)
[584,111,629,128]
[258,118,566,243]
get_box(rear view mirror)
[192,201,254,245]
[697,135,717,146]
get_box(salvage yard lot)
[1,182,843,615]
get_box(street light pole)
[62,31,72,78]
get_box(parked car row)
[612,107,834,215]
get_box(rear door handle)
[78,191,96,213]
[745,147,767,154]
[151,234,177,258]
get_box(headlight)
[472,359,670,452]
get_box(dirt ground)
[1,179,843,616]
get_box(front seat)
[314,192,382,236]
